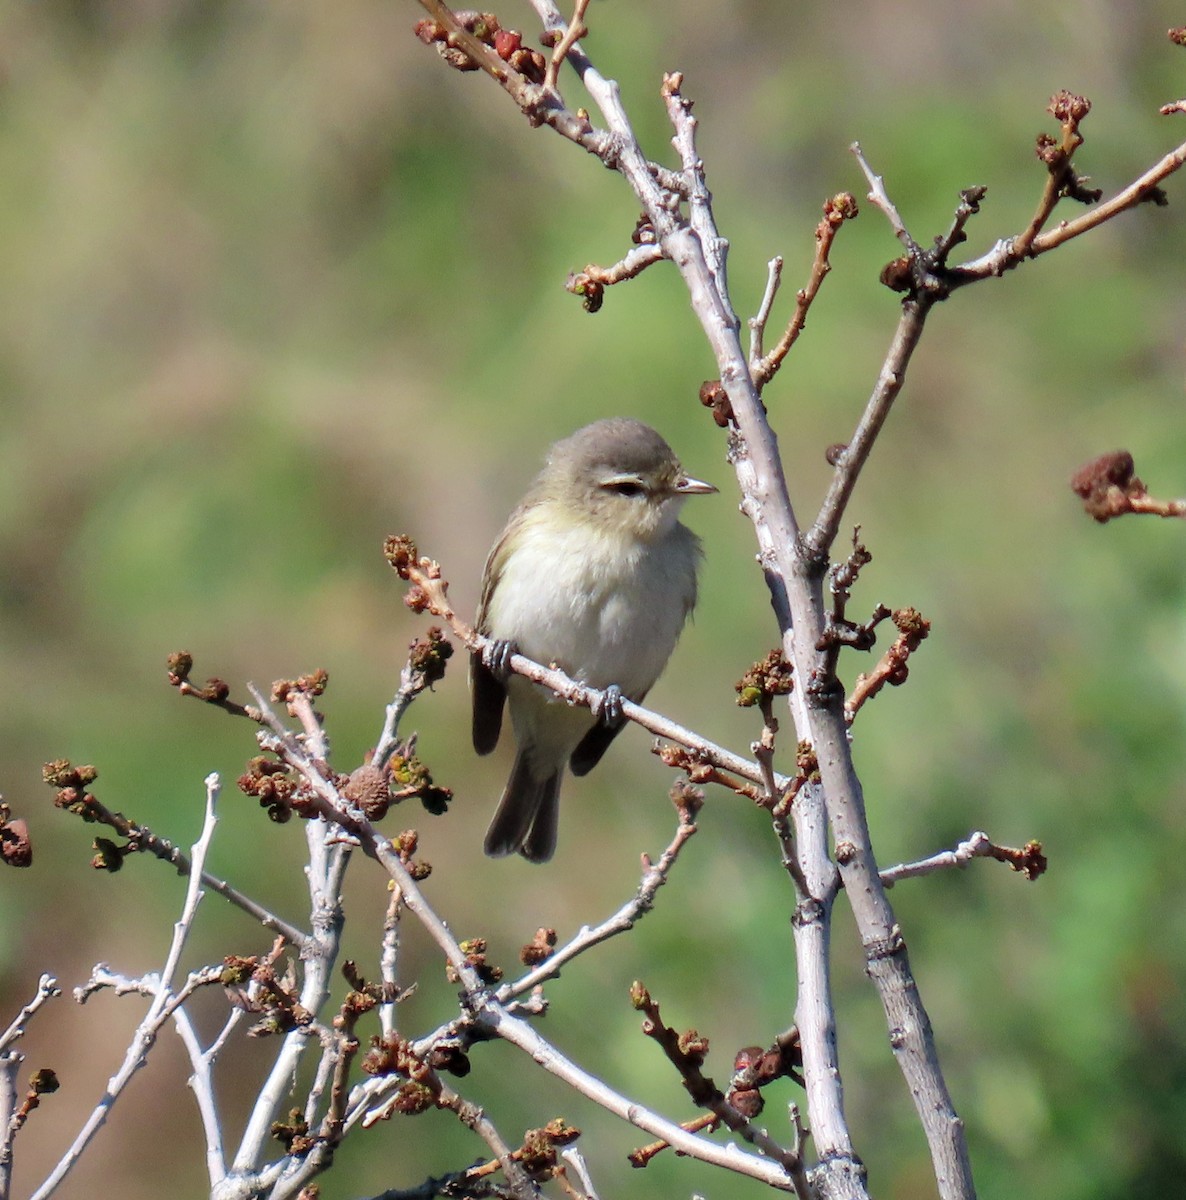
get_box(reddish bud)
[493,29,522,59]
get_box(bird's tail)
[483,751,561,863]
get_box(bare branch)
[31,776,223,1200]
[0,977,60,1057]
[544,0,591,93]
[566,242,665,312]
[499,794,700,1001]
[1070,449,1186,522]
[881,832,1048,886]
[958,136,1186,274]
[748,255,783,371]
[753,194,859,388]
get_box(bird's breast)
[485,516,694,697]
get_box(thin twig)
[851,142,919,253]
[253,688,797,1191]
[959,140,1186,274]
[498,810,699,1001]
[544,0,591,93]
[806,299,929,559]
[748,256,783,369]
[561,1147,601,1200]
[881,832,1047,886]
[753,195,858,388]
[173,1005,229,1188]
[379,886,404,1039]
[0,976,62,1200]
[32,776,223,1200]
[0,977,60,1056]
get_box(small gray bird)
[471,417,715,862]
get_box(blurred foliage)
[1,1,1185,1198]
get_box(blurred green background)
[2,1,1185,1197]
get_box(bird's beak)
[675,475,718,496]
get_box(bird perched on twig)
[472,417,716,862]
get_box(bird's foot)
[481,638,517,681]
[595,683,624,726]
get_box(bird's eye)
[604,480,645,497]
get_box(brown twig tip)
[655,742,766,804]
[628,1114,719,1168]
[634,984,709,1067]
[699,378,735,427]
[1049,89,1092,126]
[8,1067,61,1134]
[166,649,193,683]
[1032,91,1103,207]
[271,670,329,704]
[566,243,665,313]
[1070,449,1186,522]
[386,537,456,619]
[0,807,32,868]
[519,927,558,966]
[1171,26,1186,46]
[43,758,200,874]
[449,937,503,985]
[735,649,794,708]
[823,191,859,225]
[167,651,259,717]
[565,270,604,312]
[845,607,931,723]
[43,759,99,810]
[772,742,818,817]
[668,778,705,822]
[993,838,1048,881]
[408,626,455,688]
[383,533,419,577]
[391,829,433,880]
[238,755,307,823]
[795,742,819,780]
[1021,840,1048,880]
[518,1119,582,1177]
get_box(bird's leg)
[481,638,517,682]
[594,683,624,726]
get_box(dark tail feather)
[520,786,559,864]
[484,752,561,863]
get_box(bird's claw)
[482,638,516,681]
[595,683,624,726]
